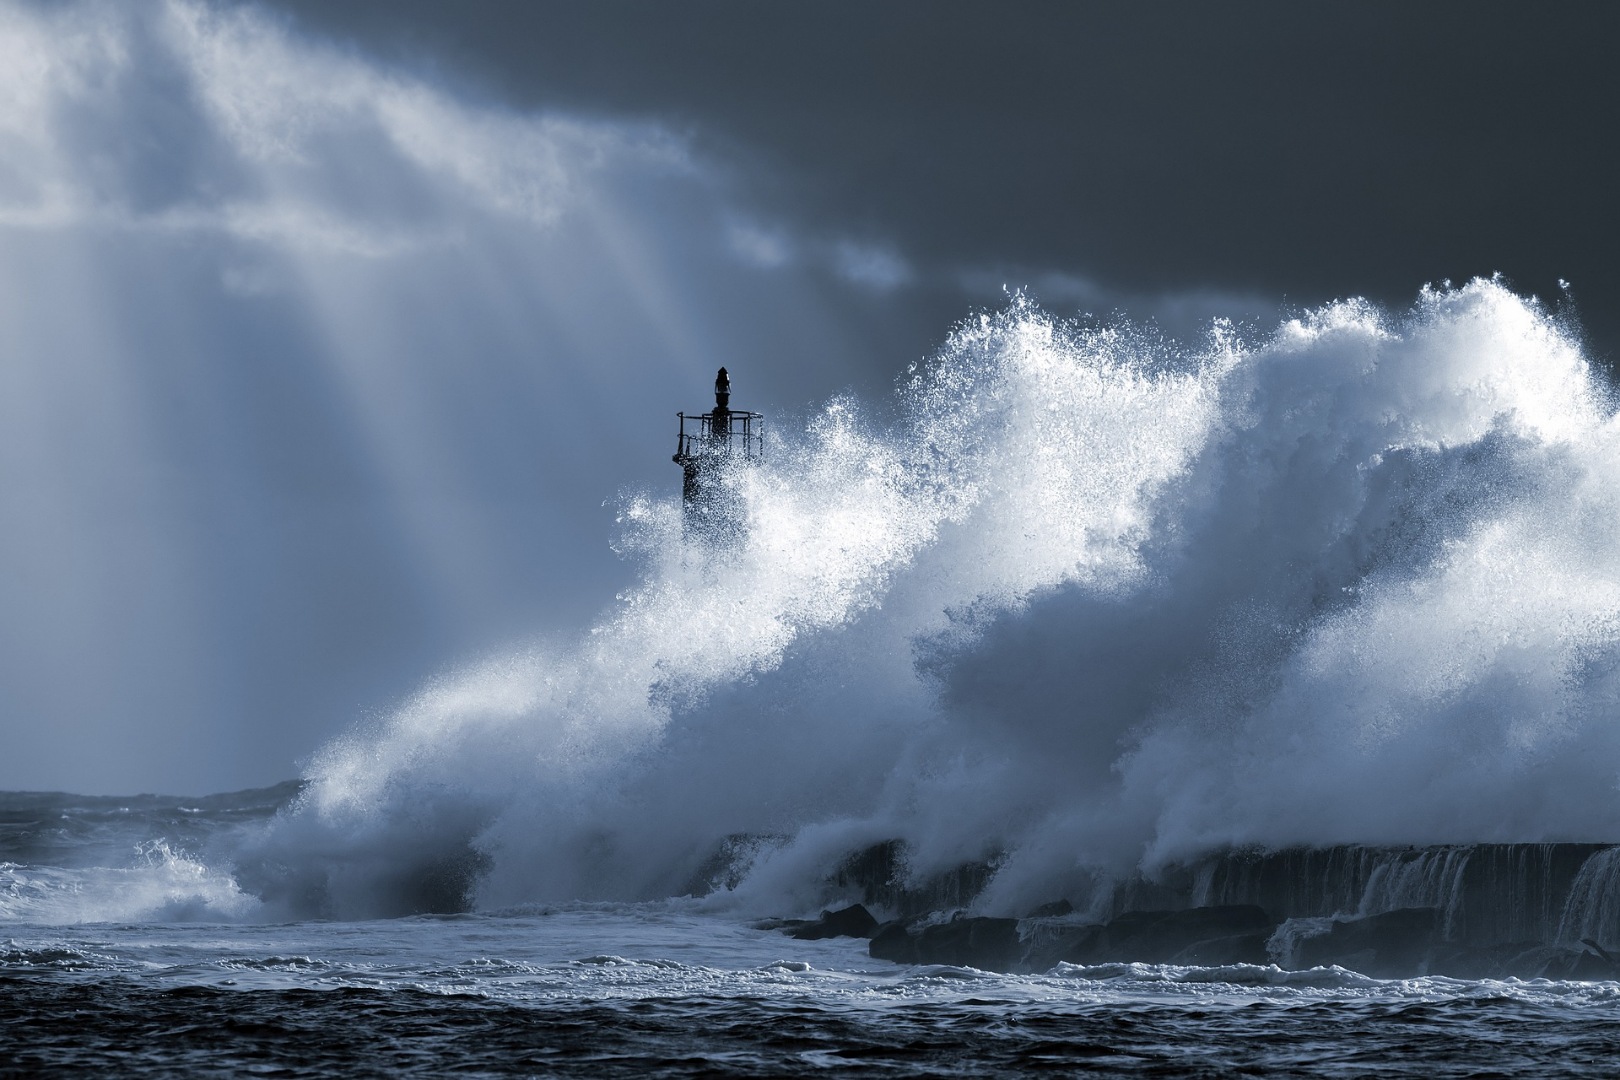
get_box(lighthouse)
[673,367,763,533]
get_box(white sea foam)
[0,841,259,924]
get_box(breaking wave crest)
[247,279,1620,920]
[1,841,259,924]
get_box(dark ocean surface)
[9,951,1620,1077]
[5,788,1620,1078]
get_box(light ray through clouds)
[0,0,883,792]
[0,0,1277,795]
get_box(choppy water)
[4,790,1620,1076]
[11,905,1620,1076]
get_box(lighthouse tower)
[673,367,763,533]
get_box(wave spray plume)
[247,279,1620,920]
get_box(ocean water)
[7,792,1620,1077]
[10,281,1620,1073]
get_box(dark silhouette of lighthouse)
[674,367,763,533]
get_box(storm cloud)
[268,0,1620,360]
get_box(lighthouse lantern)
[674,368,763,531]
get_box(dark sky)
[270,0,1620,364]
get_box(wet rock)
[1170,932,1272,966]
[832,841,1001,918]
[684,833,786,897]
[1098,905,1276,964]
[869,920,920,964]
[788,903,880,940]
[1570,947,1620,980]
[833,842,905,907]
[876,906,1281,972]
[752,917,814,933]
[1492,944,1591,980]
[1019,921,1103,971]
[1580,937,1620,968]
[869,916,1022,971]
[913,916,1022,970]
[1507,942,1620,981]
[1421,940,1563,979]
[1295,907,1442,976]
[1025,899,1074,918]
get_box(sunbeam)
[0,0,867,791]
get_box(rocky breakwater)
[752,841,1620,979]
[873,903,1275,972]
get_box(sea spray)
[250,279,1620,920]
[0,840,260,924]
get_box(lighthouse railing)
[675,410,764,461]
